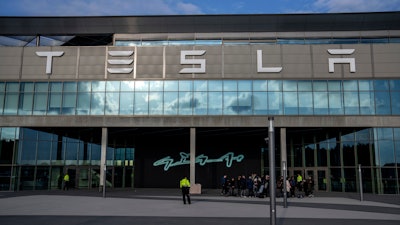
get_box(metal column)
[190,128,196,185]
[100,127,108,197]
[268,117,276,225]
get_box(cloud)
[176,2,203,14]
[313,0,400,13]
[2,0,202,16]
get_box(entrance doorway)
[305,168,329,192]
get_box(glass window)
[21,83,34,92]
[268,80,282,91]
[293,145,302,167]
[78,82,91,92]
[223,80,237,92]
[106,81,120,92]
[92,81,106,92]
[90,92,105,115]
[283,92,298,115]
[267,92,282,115]
[343,80,358,91]
[76,93,91,115]
[90,143,101,165]
[0,93,4,115]
[208,92,222,115]
[238,80,252,92]
[330,168,343,192]
[4,94,18,115]
[389,80,400,91]
[381,168,397,194]
[0,83,5,92]
[149,81,163,92]
[120,81,135,92]
[298,81,312,91]
[19,128,37,165]
[313,92,328,115]
[343,92,359,115]
[20,166,35,190]
[356,129,372,166]
[253,92,268,115]
[194,80,207,92]
[178,92,193,115]
[36,131,53,162]
[358,80,373,91]
[376,128,395,166]
[35,82,49,92]
[209,80,222,91]
[149,92,163,115]
[392,91,400,115]
[283,80,297,91]
[305,143,315,167]
[342,132,355,166]
[253,80,267,91]
[134,92,148,115]
[33,93,48,115]
[298,92,313,115]
[64,137,78,165]
[164,91,178,115]
[62,93,76,115]
[374,80,389,91]
[135,81,149,92]
[193,92,207,115]
[18,93,33,115]
[223,92,237,115]
[64,82,77,92]
[6,82,19,92]
[164,81,178,92]
[313,81,327,91]
[317,140,328,166]
[329,92,344,115]
[48,92,61,115]
[328,81,342,91]
[237,92,252,115]
[359,92,375,115]
[50,82,62,92]
[179,80,192,92]
[329,137,340,166]
[105,92,120,115]
[119,92,134,115]
[375,91,391,115]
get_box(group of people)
[220,173,315,198]
[178,173,315,205]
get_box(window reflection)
[0,79,399,116]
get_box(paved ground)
[0,189,399,225]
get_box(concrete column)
[280,128,287,174]
[100,127,108,192]
[189,128,202,194]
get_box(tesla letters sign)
[35,48,356,75]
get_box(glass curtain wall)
[286,128,400,194]
[1,80,399,117]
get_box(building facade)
[0,12,399,194]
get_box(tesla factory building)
[0,12,399,194]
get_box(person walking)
[63,172,70,190]
[179,176,191,204]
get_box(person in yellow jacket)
[63,172,70,190]
[179,176,191,204]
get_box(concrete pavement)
[0,189,399,225]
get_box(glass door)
[305,168,329,192]
[317,169,328,191]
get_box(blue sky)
[1,0,400,16]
